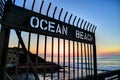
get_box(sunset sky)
[7,0,120,56]
[44,0,120,55]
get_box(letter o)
[30,16,39,28]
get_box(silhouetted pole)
[0,26,10,80]
[93,33,97,79]
[0,0,11,80]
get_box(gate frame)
[0,1,11,79]
[0,0,97,80]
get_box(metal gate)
[0,0,97,80]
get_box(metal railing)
[0,0,97,80]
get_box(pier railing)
[82,70,120,80]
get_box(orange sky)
[8,29,120,56]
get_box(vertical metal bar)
[73,41,75,79]
[73,16,77,25]
[64,12,68,22]
[26,32,31,80]
[58,8,63,20]
[63,39,65,80]
[77,18,80,27]
[25,1,35,80]
[36,34,39,71]
[83,21,87,29]
[46,2,51,16]
[44,36,47,80]
[39,0,44,13]
[90,44,93,76]
[23,0,26,8]
[94,26,97,33]
[0,27,10,80]
[68,40,70,79]
[68,14,73,24]
[51,7,57,80]
[32,0,35,11]
[86,23,90,31]
[45,5,51,63]
[52,7,57,19]
[58,38,60,80]
[77,42,79,79]
[87,44,90,77]
[84,43,88,76]
[81,43,83,79]
[80,19,84,29]
[51,37,54,80]
[89,24,92,32]
[31,1,40,79]
[93,35,97,79]
[92,25,95,33]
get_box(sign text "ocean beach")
[30,16,93,41]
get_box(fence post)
[93,34,97,80]
[0,26,10,80]
[0,1,12,79]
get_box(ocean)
[10,55,120,80]
[97,55,120,71]
[38,55,120,80]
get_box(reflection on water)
[10,55,120,80]
[97,55,120,71]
